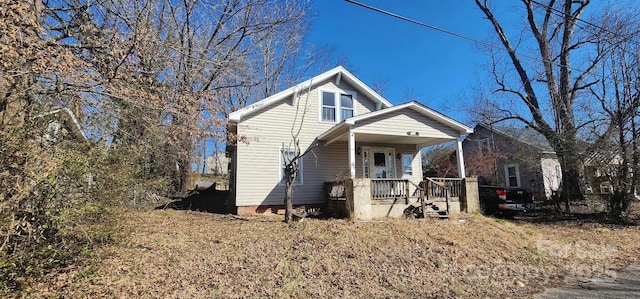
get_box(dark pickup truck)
[478,177,535,216]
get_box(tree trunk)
[549,132,584,212]
[284,179,293,223]
[284,164,296,224]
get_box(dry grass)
[24,207,640,299]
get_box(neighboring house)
[32,107,87,143]
[206,153,229,175]
[226,66,476,217]
[582,151,632,195]
[462,123,562,200]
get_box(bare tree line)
[1,0,325,291]
[472,0,640,218]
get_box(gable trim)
[317,101,472,142]
[347,101,473,134]
[228,66,392,122]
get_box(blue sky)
[306,0,639,125]
[307,0,501,123]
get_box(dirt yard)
[25,205,640,298]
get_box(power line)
[343,0,588,75]
[531,0,626,39]
[531,0,640,55]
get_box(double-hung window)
[340,94,354,120]
[320,89,355,122]
[321,91,336,122]
[280,149,303,184]
[505,164,520,187]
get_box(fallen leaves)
[26,208,640,298]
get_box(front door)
[363,148,395,178]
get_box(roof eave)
[227,66,393,122]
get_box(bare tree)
[422,144,458,178]
[587,7,640,219]
[0,0,319,287]
[475,0,614,211]
[281,84,317,224]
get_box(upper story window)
[321,91,336,122]
[340,94,354,121]
[319,89,356,123]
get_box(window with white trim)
[280,149,302,184]
[340,94,354,120]
[505,164,521,187]
[319,89,356,123]
[321,91,336,122]
[401,154,413,178]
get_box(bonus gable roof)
[228,66,393,122]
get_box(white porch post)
[456,137,466,178]
[348,128,356,178]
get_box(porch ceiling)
[324,132,455,147]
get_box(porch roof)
[317,101,473,147]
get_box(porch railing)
[371,179,409,200]
[422,178,463,199]
[418,177,463,218]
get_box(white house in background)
[226,66,474,216]
[206,153,229,175]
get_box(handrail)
[421,178,464,218]
[423,178,462,198]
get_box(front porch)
[325,177,479,220]
[316,102,477,219]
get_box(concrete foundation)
[461,177,480,213]
[238,178,480,220]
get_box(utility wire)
[531,0,632,41]
[343,0,588,75]
[531,0,640,55]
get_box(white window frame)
[340,93,354,121]
[361,147,396,179]
[504,164,521,187]
[279,148,303,185]
[320,90,336,122]
[401,154,413,178]
[318,88,357,123]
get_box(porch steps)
[424,211,449,219]
[411,200,449,219]
[422,204,449,219]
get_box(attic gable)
[228,66,392,122]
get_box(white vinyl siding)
[235,78,376,206]
[352,108,459,139]
[318,88,356,123]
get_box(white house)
[226,66,476,217]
